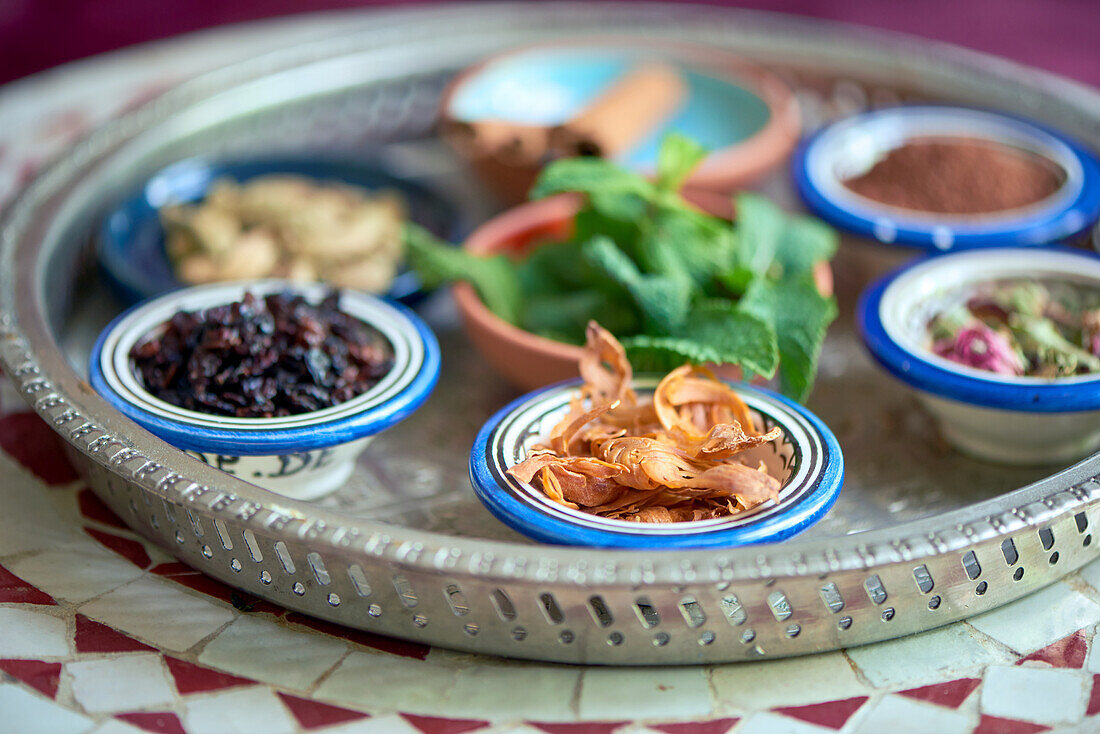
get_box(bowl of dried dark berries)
[89,281,440,500]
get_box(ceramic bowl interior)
[472,377,843,548]
[796,106,1100,250]
[863,247,1100,411]
[90,280,440,456]
[97,155,465,305]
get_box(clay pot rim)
[452,195,587,366]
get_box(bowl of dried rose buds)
[97,156,463,306]
[469,323,843,548]
[859,247,1100,465]
[90,280,440,500]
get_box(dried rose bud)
[934,324,1025,376]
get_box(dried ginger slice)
[674,422,783,460]
[588,487,661,516]
[594,436,700,491]
[601,402,659,433]
[654,365,759,443]
[507,453,627,508]
[537,467,576,508]
[674,462,780,507]
[593,434,779,508]
[579,321,636,408]
[548,396,617,456]
[630,506,676,523]
[541,463,626,508]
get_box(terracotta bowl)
[439,39,801,206]
[453,194,834,391]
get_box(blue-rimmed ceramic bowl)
[470,377,843,549]
[98,155,465,305]
[794,106,1100,251]
[90,280,441,500]
[859,247,1100,465]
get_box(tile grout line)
[569,667,585,720]
[1063,571,1100,604]
[961,619,1026,660]
[303,647,354,697]
[840,647,876,689]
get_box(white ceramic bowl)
[859,248,1100,465]
[90,280,441,500]
[470,377,843,549]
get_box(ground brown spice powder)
[843,137,1064,215]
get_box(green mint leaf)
[685,299,779,378]
[647,207,737,289]
[716,266,756,297]
[571,206,643,257]
[516,240,595,296]
[739,275,838,401]
[774,214,839,276]
[622,336,722,374]
[631,276,693,335]
[734,192,786,276]
[404,222,523,325]
[622,307,776,377]
[588,190,649,222]
[530,157,657,201]
[635,222,694,287]
[580,235,640,285]
[583,236,690,335]
[656,132,708,192]
[521,290,640,344]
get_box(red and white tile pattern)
[3,353,1100,732]
[3,13,1100,733]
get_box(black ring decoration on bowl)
[97,154,468,306]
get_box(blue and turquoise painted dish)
[470,378,843,549]
[97,156,465,306]
[794,106,1100,251]
[442,40,800,195]
[858,247,1100,464]
[89,280,441,500]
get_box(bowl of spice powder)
[794,106,1100,250]
[90,281,440,500]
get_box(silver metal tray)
[2,2,1099,665]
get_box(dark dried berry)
[129,290,394,418]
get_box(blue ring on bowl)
[792,106,1100,251]
[857,247,1100,412]
[97,155,468,306]
[470,378,843,549]
[89,283,441,455]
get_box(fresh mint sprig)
[404,133,839,401]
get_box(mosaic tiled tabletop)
[4,10,1100,734]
